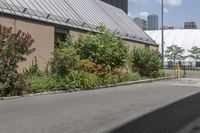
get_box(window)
[55,32,66,43]
[54,27,69,48]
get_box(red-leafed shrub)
[0,25,35,96]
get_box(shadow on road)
[107,93,200,133]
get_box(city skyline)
[128,0,200,29]
[133,15,197,30]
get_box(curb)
[0,76,176,101]
[115,76,177,87]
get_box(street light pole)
[161,0,164,67]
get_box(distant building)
[148,15,159,30]
[162,25,175,30]
[184,21,197,29]
[100,0,128,13]
[133,17,147,30]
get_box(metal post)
[161,0,164,68]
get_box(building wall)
[0,16,54,71]
[0,16,158,72]
[125,40,145,50]
[70,29,158,51]
[69,29,158,50]
[0,16,14,29]
[70,29,85,41]
[149,45,159,51]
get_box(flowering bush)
[75,59,111,77]
[0,25,35,96]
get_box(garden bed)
[0,76,176,100]
[0,25,164,97]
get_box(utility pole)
[161,0,164,67]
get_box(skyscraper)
[184,21,197,29]
[100,0,128,13]
[133,17,147,30]
[148,15,159,30]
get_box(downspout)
[13,18,16,33]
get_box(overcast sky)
[128,0,200,29]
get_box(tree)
[188,46,200,63]
[0,25,35,96]
[165,45,185,65]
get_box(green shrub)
[102,74,119,85]
[123,72,142,82]
[132,48,161,78]
[68,70,101,90]
[0,25,35,96]
[23,56,41,77]
[102,71,141,85]
[25,74,70,93]
[26,74,56,93]
[157,70,166,77]
[75,26,128,70]
[55,33,74,49]
[51,46,79,76]
[126,53,134,71]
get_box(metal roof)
[0,0,156,45]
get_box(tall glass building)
[148,15,159,30]
[100,0,128,13]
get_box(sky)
[128,0,200,29]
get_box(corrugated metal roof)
[0,0,156,45]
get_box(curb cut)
[0,76,176,101]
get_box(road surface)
[0,78,200,133]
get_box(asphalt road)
[0,79,200,133]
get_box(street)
[0,79,200,133]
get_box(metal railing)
[163,65,200,71]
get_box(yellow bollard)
[176,64,181,79]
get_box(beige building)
[0,0,157,71]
